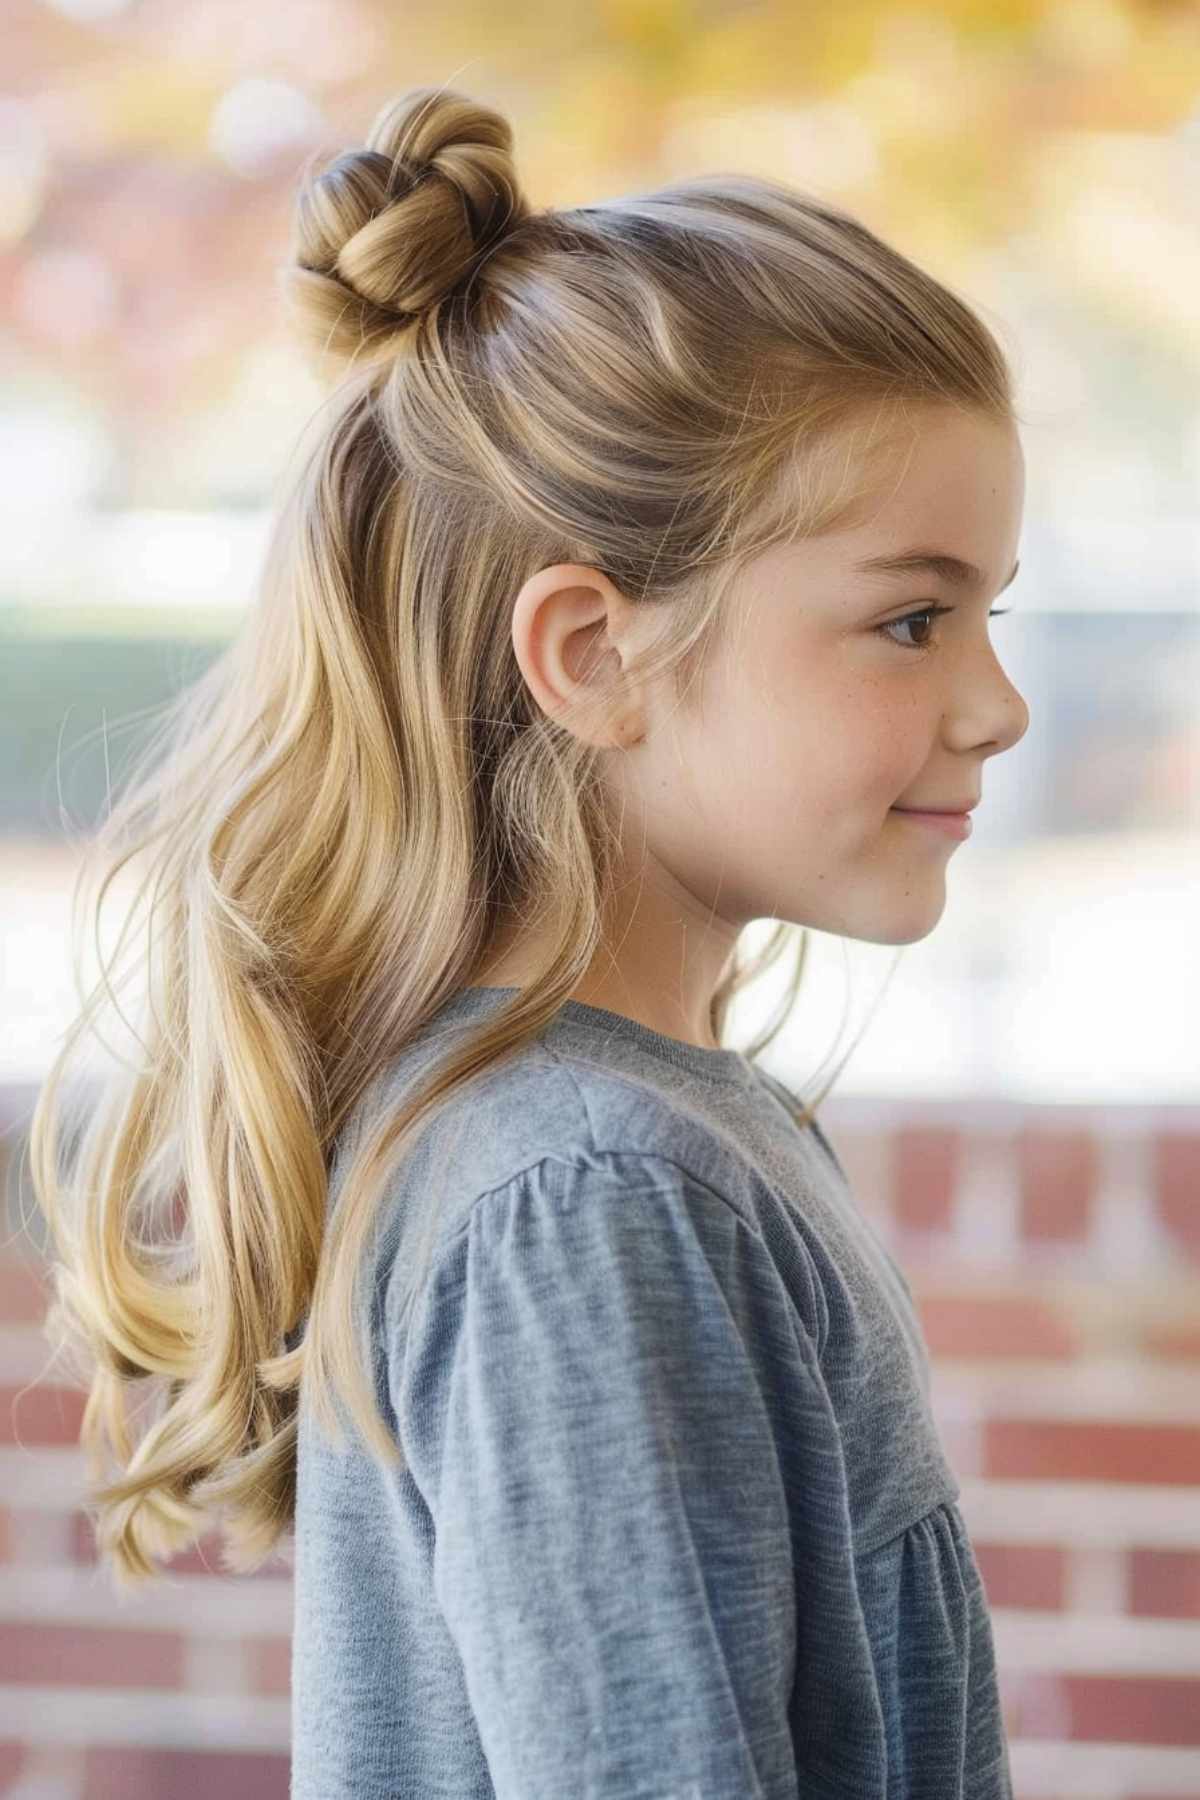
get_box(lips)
[890,807,974,838]
[894,802,978,815]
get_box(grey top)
[290,984,1013,1799]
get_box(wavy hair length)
[27,84,1017,1589]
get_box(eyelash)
[875,604,1013,653]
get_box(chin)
[881,918,941,946]
[836,893,947,948]
[893,892,949,944]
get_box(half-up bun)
[280,86,530,369]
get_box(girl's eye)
[875,604,1013,652]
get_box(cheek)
[853,700,926,793]
[678,631,925,818]
[734,669,918,811]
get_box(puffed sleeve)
[392,1150,808,1799]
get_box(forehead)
[794,405,1024,582]
[846,404,1020,519]
[722,405,1024,630]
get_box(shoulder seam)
[542,1043,765,1235]
[432,1144,767,1264]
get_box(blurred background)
[1,1,1197,1796]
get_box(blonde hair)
[27,84,1017,1590]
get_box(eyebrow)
[853,550,1021,592]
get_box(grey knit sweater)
[290,984,1013,1798]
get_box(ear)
[510,563,646,750]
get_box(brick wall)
[2,1085,1198,1800]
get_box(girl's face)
[495,402,1029,1041]
[612,402,1030,951]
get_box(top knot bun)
[280,86,529,369]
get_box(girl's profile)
[30,81,1027,1798]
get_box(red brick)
[995,1668,1070,1740]
[1130,1548,1200,1619]
[84,1748,290,1800]
[999,1670,1200,1747]
[69,1508,98,1564]
[917,1291,1080,1359]
[1143,1316,1200,1359]
[0,1741,28,1788]
[985,1418,1200,1485]
[0,1621,184,1688]
[972,1541,1068,1610]
[0,1382,86,1445]
[1017,1127,1097,1243]
[0,1255,49,1324]
[1061,1673,1200,1746]
[250,1634,292,1695]
[893,1128,959,1233]
[1154,1129,1200,1263]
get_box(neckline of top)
[436,984,760,1088]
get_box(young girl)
[31,83,1028,1798]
